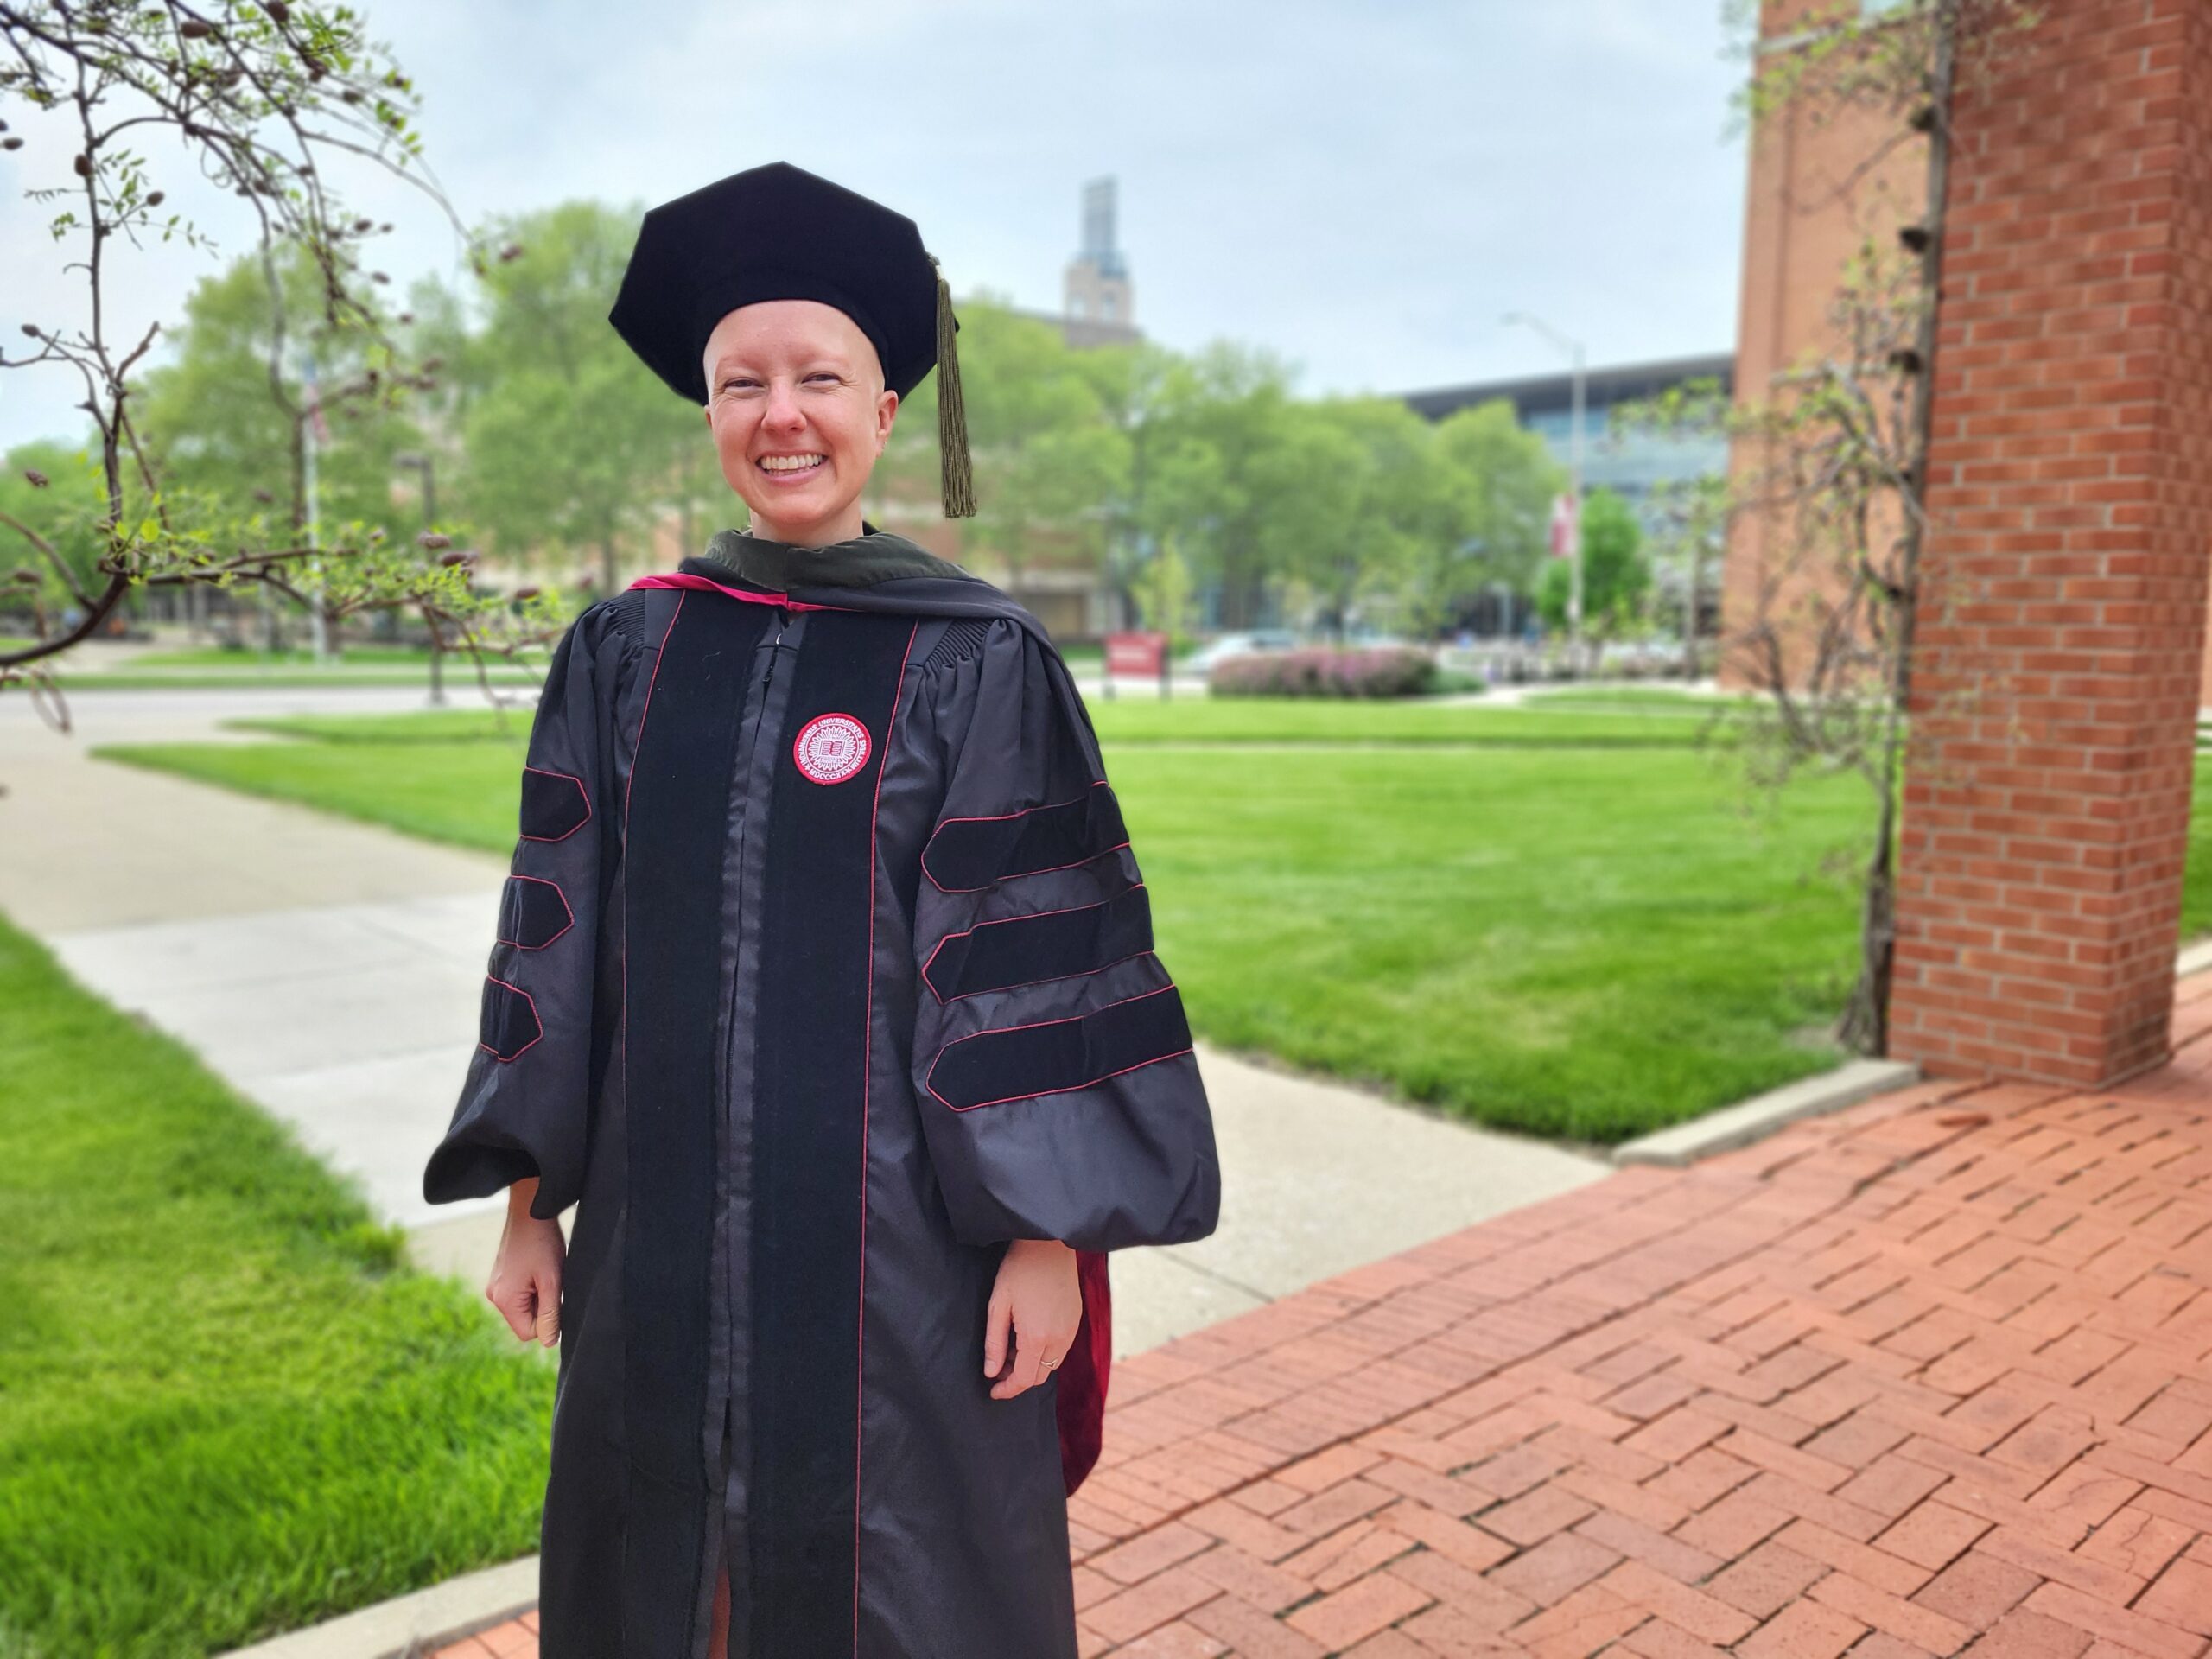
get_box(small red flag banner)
[1548,492,1579,558]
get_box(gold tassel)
[931,252,977,518]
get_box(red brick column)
[1891,0,2212,1085]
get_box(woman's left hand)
[983,1238,1081,1401]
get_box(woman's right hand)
[487,1175,566,1347]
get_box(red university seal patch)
[791,711,872,785]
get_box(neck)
[746,500,867,548]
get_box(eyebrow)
[709,353,853,379]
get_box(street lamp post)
[296,345,331,665]
[1502,310,1587,675]
[392,451,443,706]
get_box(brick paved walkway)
[437,970,2212,1658]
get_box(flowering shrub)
[1207,645,1438,698]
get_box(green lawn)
[231,697,1755,749]
[43,640,546,692]
[60,672,547,691]
[0,914,552,1659]
[1122,742,1872,1139]
[1519,685,1742,708]
[92,702,2212,1142]
[100,735,545,852]
[57,672,544,692]
[127,643,463,668]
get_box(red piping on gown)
[627,569,860,613]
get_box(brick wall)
[1889,0,2212,1084]
[1721,16,1929,687]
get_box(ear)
[876,388,899,452]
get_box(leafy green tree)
[1295,397,1471,640]
[1432,399,1564,609]
[847,309,1568,647]
[0,439,108,626]
[1131,531,1198,652]
[1066,337,1184,629]
[925,297,1122,583]
[1535,486,1648,636]
[1135,343,1318,629]
[137,246,429,552]
[388,268,479,454]
[429,200,701,590]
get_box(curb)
[1611,1056,1923,1168]
[213,1556,537,1659]
[1612,940,2210,1173]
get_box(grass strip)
[99,728,1869,1141]
[229,698,1755,750]
[92,710,2212,1141]
[0,913,551,1659]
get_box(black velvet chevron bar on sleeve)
[907,617,1220,1253]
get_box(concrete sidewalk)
[0,686,1608,1358]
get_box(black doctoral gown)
[421,524,1223,1659]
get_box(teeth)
[759,454,824,472]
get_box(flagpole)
[1568,336,1585,671]
[1502,311,1586,675]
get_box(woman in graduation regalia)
[420,160,1222,1659]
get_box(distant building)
[1061,177,1140,346]
[909,177,1147,640]
[1397,351,1735,523]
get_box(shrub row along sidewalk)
[0,913,553,1659]
[451,976,2212,1657]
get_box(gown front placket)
[702,597,804,1651]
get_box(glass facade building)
[1398,352,1734,526]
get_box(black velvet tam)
[608,159,954,405]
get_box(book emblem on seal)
[791,712,872,785]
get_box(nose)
[761,376,807,434]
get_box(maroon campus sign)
[1103,631,1167,677]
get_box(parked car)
[1341,628,1414,650]
[1183,628,1303,676]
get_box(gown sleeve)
[422,601,626,1222]
[910,615,1222,1253]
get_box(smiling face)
[701,298,899,547]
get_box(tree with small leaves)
[0,0,562,725]
[1662,0,2046,1056]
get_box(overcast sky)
[0,0,1751,454]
